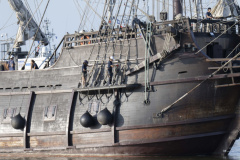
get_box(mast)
[108,0,116,28]
[157,0,160,21]
[194,0,201,19]
[42,18,55,57]
[152,0,155,17]
[173,0,183,19]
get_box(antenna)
[41,18,56,57]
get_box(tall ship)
[0,0,240,156]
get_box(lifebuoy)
[85,35,91,44]
[80,35,91,45]
[80,36,84,45]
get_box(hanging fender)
[80,111,94,128]
[97,108,113,125]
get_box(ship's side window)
[43,105,57,122]
[2,108,16,123]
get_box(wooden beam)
[0,90,72,96]
[0,92,30,96]
[0,133,23,137]
[215,83,240,88]
[0,85,141,97]
[116,115,234,131]
[206,58,240,62]
[118,131,226,146]
[126,44,180,75]
[44,37,64,69]
[24,91,35,149]
[111,90,119,144]
[75,84,141,95]
[33,147,67,151]
[208,66,240,70]
[146,73,240,86]
[27,131,65,137]
[70,128,111,134]
[66,90,77,147]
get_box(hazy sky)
[0,0,81,53]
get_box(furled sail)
[8,0,48,48]
[211,0,239,18]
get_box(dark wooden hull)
[0,18,239,156]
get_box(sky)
[0,0,237,59]
[0,0,81,54]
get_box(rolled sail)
[211,0,239,18]
[8,0,48,48]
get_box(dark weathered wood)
[119,131,226,146]
[75,84,141,95]
[66,90,77,147]
[0,133,23,137]
[116,115,234,131]
[146,73,240,86]
[44,37,64,69]
[76,143,113,149]
[0,90,72,96]
[33,147,67,151]
[30,135,66,148]
[0,17,239,156]
[111,90,118,144]
[74,131,226,150]
[36,90,72,94]
[70,128,111,134]
[215,83,240,88]
[75,85,126,92]
[0,92,30,96]
[0,137,24,149]
[27,131,65,136]
[126,44,180,75]
[24,91,35,149]
[214,115,240,156]
[208,66,240,70]
[119,118,230,143]
[72,132,112,146]
[206,58,240,62]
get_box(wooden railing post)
[66,90,77,148]
[23,91,35,150]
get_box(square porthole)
[2,108,16,123]
[43,105,57,122]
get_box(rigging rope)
[0,12,14,32]
[83,0,102,20]
[195,21,238,55]
[129,0,150,21]
[33,0,41,22]
[21,0,51,70]
[74,0,98,31]
[92,0,129,86]
[90,1,101,30]
[92,0,124,86]
[24,0,39,24]
[5,0,44,61]
[0,22,16,32]
[78,0,88,31]
[77,0,112,87]
[73,0,83,22]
